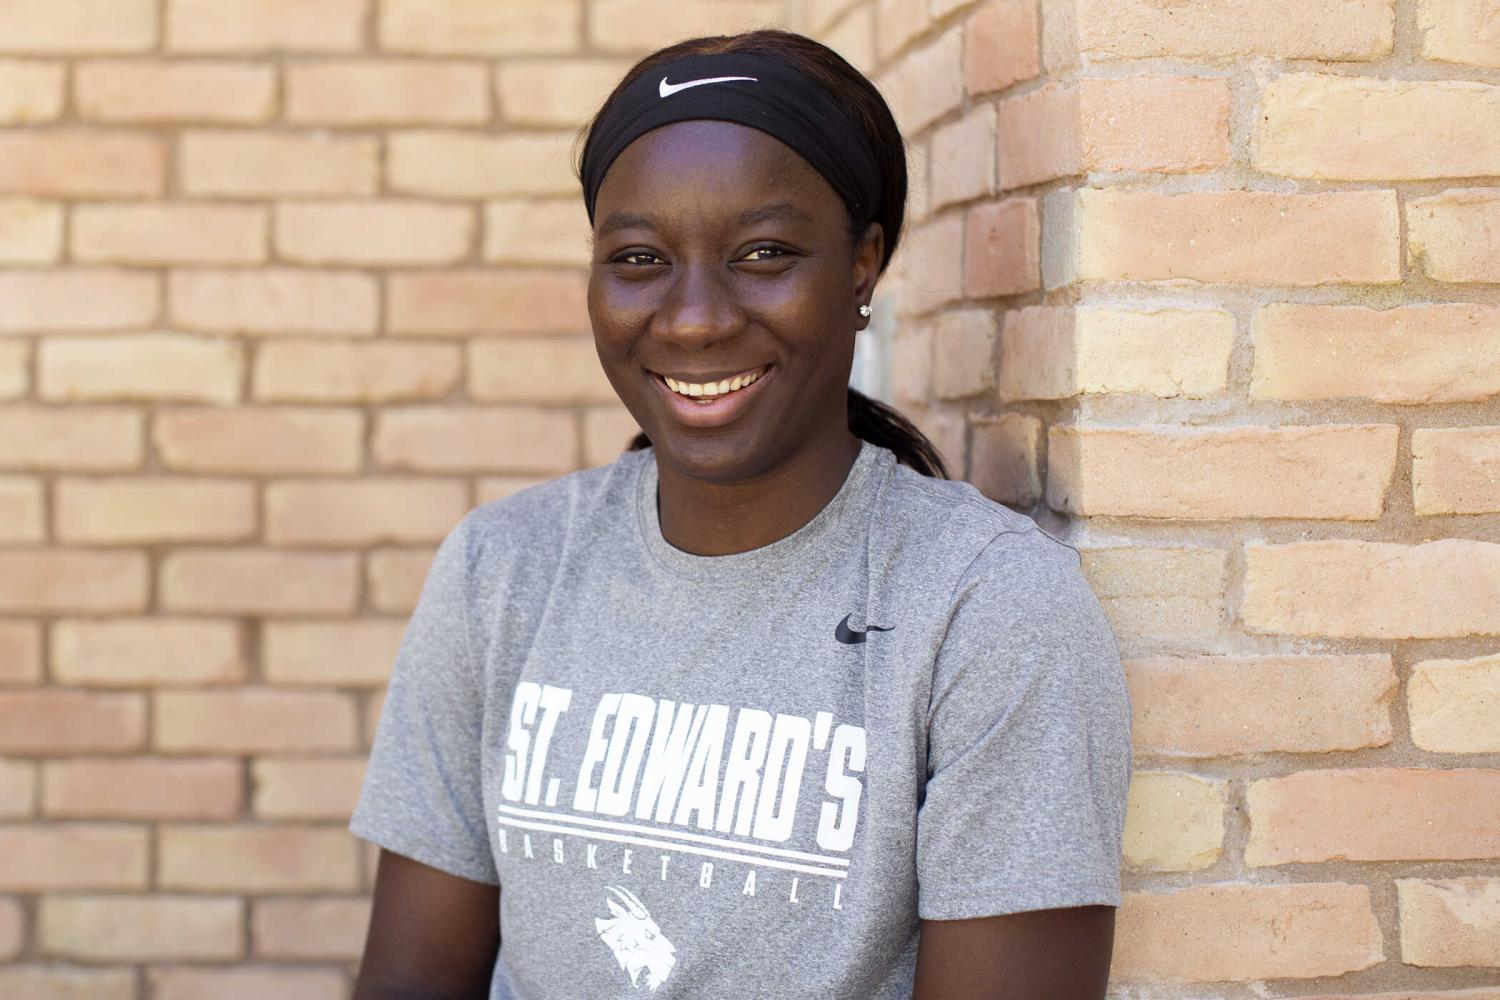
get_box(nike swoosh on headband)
[658,74,758,98]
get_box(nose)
[650,255,744,349]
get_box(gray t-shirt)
[350,438,1132,999]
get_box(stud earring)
[857,303,872,318]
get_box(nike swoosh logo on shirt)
[658,75,759,98]
[835,612,895,645]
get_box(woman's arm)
[352,849,501,1000]
[912,905,1116,999]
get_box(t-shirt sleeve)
[348,511,500,886]
[915,525,1133,921]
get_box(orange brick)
[265,479,469,546]
[1414,427,1500,515]
[0,268,158,332]
[1251,303,1500,404]
[75,59,274,123]
[0,0,156,53]
[963,197,1040,297]
[275,201,474,266]
[1113,882,1383,980]
[374,406,578,473]
[156,688,358,753]
[0,131,163,198]
[495,60,632,127]
[52,618,245,687]
[968,412,1041,506]
[1079,75,1230,175]
[587,0,783,52]
[40,333,244,404]
[366,547,437,613]
[181,130,378,197]
[1075,0,1393,60]
[169,267,378,335]
[0,757,36,817]
[288,59,489,125]
[254,340,462,403]
[1397,877,1500,967]
[154,406,364,475]
[0,621,42,685]
[0,690,144,754]
[387,130,578,197]
[0,823,149,890]
[167,0,366,53]
[879,27,963,136]
[56,476,255,544]
[158,824,361,892]
[1408,652,1500,753]
[898,212,964,315]
[0,477,44,542]
[387,269,588,334]
[964,0,1040,96]
[1407,187,1500,283]
[482,199,592,265]
[0,197,62,263]
[0,967,135,1000]
[252,756,367,819]
[0,550,148,613]
[0,404,143,473]
[159,550,359,615]
[1074,188,1400,285]
[39,893,242,961]
[379,0,583,55]
[468,337,616,403]
[929,105,996,209]
[0,60,65,123]
[1127,654,1395,756]
[46,756,244,820]
[150,967,346,1000]
[0,895,18,957]
[251,896,371,959]
[262,619,406,686]
[72,202,266,264]
[1420,0,1500,68]
[1248,768,1500,865]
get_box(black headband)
[580,52,882,227]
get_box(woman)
[350,28,1132,1000]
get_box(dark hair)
[575,28,949,480]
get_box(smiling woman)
[348,28,1132,1000]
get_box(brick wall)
[800,0,1500,993]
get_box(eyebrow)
[594,202,811,239]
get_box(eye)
[611,249,666,267]
[738,245,787,262]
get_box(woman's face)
[588,119,882,484]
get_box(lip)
[648,364,773,429]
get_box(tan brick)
[0,131,163,198]
[253,340,460,404]
[875,0,927,59]
[1297,993,1500,1000]
[1127,654,1395,756]
[477,474,557,505]
[0,690,144,754]
[0,968,135,1000]
[0,406,143,472]
[1245,539,1500,639]
[1075,0,1394,60]
[1414,427,1500,515]
[263,619,406,686]
[375,406,578,473]
[1079,546,1227,646]
[75,60,275,123]
[160,550,359,615]
[156,688,358,753]
[0,60,65,123]
[275,201,474,266]
[805,0,861,33]
[930,309,996,399]
[251,896,371,959]
[0,477,43,542]
[388,269,589,334]
[1112,882,1383,981]
[380,0,583,55]
[170,267,378,335]
[0,341,25,399]
[929,106,996,210]
[150,967,346,1000]
[158,824,361,892]
[0,824,148,890]
[364,687,387,748]
[907,405,963,478]
[1420,0,1500,67]
[39,893,241,960]
[1248,767,1500,865]
[53,618,243,689]
[181,130,378,197]
[154,406,363,474]
[1048,424,1397,520]
[582,407,642,469]
[72,203,266,265]
[0,550,147,613]
[482,199,592,265]
[287,60,490,125]
[40,333,243,403]
[890,325,931,405]
[965,0,1040,96]
[1074,188,1400,285]
[822,4,874,72]
[1252,303,1500,404]
[968,412,1041,507]
[495,59,630,127]
[56,477,255,544]
[1397,877,1500,967]
[266,479,469,546]
[894,212,963,315]
[1408,187,1500,283]
[0,268,158,332]
[1080,75,1230,175]
[0,895,18,957]
[964,197,1040,297]
[1408,652,1500,753]
[1122,771,1225,871]
[367,547,438,612]
[1257,74,1500,180]
[588,0,783,52]
[167,0,365,53]
[0,621,42,685]
[253,756,367,819]
[879,27,963,136]
[388,130,578,197]
[0,0,156,53]
[468,337,615,403]
[0,757,36,817]
[0,197,62,263]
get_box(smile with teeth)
[660,365,768,403]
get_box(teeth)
[664,367,764,399]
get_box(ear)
[852,221,884,331]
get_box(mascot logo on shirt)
[595,884,677,992]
